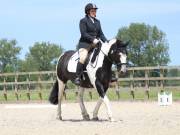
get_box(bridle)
[100,49,127,67]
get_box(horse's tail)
[49,80,59,105]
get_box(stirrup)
[75,77,81,85]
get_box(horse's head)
[108,39,129,74]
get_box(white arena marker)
[5,104,66,109]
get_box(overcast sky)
[0,0,180,65]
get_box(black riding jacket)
[79,15,107,43]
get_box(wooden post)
[130,70,135,99]
[3,77,7,101]
[63,91,67,100]
[145,70,150,99]
[50,73,54,88]
[89,90,93,100]
[38,74,42,100]
[160,68,164,90]
[115,71,120,100]
[75,86,79,100]
[14,73,19,100]
[26,74,31,100]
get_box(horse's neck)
[102,56,112,72]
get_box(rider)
[75,3,106,85]
[75,3,116,85]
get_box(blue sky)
[0,0,180,65]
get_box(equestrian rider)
[75,3,117,85]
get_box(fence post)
[160,68,164,90]
[3,77,7,101]
[38,74,42,100]
[115,71,120,100]
[75,86,79,100]
[50,72,54,89]
[63,91,67,100]
[26,74,31,100]
[14,73,19,100]
[89,90,93,100]
[145,70,150,99]
[130,70,135,99]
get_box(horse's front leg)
[93,80,114,121]
[92,97,103,120]
[57,78,65,120]
[103,95,114,122]
[78,87,90,120]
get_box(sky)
[0,0,180,65]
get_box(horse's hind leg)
[57,78,65,120]
[78,87,90,120]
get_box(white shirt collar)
[88,16,95,23]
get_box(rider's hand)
[93,38,100,45]
[105,40,109,43]
[96,41,102,48]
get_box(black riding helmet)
[85,3,98,14]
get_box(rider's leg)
[75,48,88,85]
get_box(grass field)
[0,87,180,103]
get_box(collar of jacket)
[86,15,97,23]
[89,16,95,23]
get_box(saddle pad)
[67,51,79,73]
[67,50,99,73]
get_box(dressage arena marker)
[5,104,66,109]
[158,91,172,106]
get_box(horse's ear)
[117,39,130,47]
[124,40,130,47]
[116,39,123,45]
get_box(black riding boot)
[75,62,84,85]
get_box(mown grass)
[0,87,180,103]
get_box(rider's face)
[89,9,97,18]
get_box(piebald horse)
[49,38,128,121]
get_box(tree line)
[0,40,63,73]
[0,23,170,73]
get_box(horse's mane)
[101,39,117,55]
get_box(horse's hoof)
[109,117,115,122]
[92,117,99,121]
[83,115,90,121]
[56,116,62,120]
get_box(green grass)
[0,88,180,103]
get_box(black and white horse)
[49,38,128,121]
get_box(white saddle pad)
[67,51,79,73]
[67,50,98,73]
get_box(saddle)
[67,46,101,73]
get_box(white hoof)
[56,116,62,120]
[92,117,99,121]
[83,114,90,121]
[109,117,115,122]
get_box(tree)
[17,58,39,72]
[0,39,21,72]
[25,42,64,71]
[117,23,170,66]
